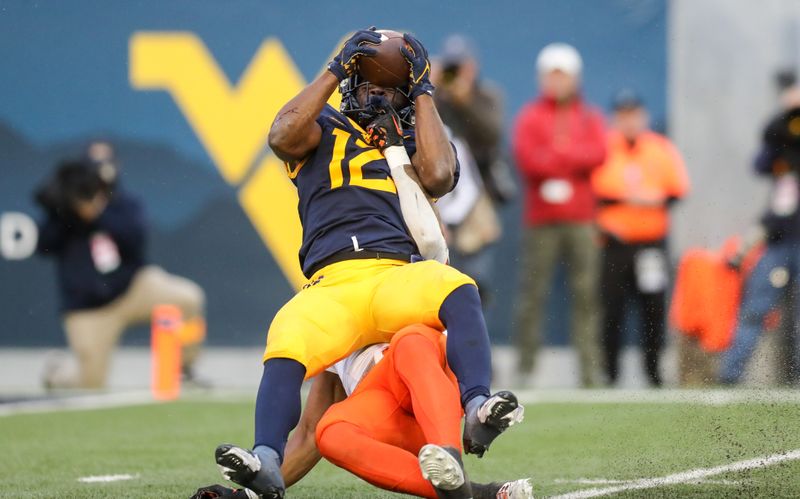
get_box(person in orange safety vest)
[592,89,690,386]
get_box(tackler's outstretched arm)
[386,148,449,263]
[281,371,346,487]
[365,99,448,263]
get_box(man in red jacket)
[512,43,606,387]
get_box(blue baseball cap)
[611,89,644,111]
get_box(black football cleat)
[215,444,284,499]
[471,479,534,499]
[418,444,473,499]
[189,483,259,499]
[462,391,525,457]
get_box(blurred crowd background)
[3,0,800,390]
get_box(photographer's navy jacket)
[37,192,147,311]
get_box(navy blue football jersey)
[287,105,430,277]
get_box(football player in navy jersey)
[214,28,518,499]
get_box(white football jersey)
[327,343,389,396]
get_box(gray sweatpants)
[514,223,601,386]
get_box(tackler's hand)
[400,33,435,100]
[327,28,382,82]
[365,99,404,151]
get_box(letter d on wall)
[1,212,38,260]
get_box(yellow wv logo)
[129,32,317,290]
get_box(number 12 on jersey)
[329,128,397,194]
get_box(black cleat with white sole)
[215,444,284,499]
[471,479,534,499]
[189,483,259,499]
[463,391,525,458]
[418,444,473,499]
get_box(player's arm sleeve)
[282,371,346,488]
[385,145,449,263]
[451,142,461,191]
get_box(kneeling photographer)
[35,143,206,389]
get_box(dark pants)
[600,239,667,386]
[720,238,800,384]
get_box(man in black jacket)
[36,149,206,389]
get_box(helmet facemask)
[339,74,415,131]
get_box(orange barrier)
[670,237,763,353]
[151,304,182,400]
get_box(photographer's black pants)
[600,239,667,386]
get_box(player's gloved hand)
[400,33,435,100]
[189,484,256,499]
[327,27,382,82]
[365,97,404,151]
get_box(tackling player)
[214,28,517,498]
[314,325,530,499]
[193,325,530,499]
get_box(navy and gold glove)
[400,33,435,100]
[365,98,404,151]
[327,28,382,82]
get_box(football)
[357,30,410,89]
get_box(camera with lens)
[764,107,800,171]
[441,63,461,85]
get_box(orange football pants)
[315,324,462,499]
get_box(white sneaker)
[496,478,534,498]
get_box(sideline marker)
[151,304,182,400]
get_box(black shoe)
[418,445,473,499]
[189,483,259,499]
[471,479,534,498]
[462,391,524,457]
[215,444,284,499]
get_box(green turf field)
[2,395,800,498]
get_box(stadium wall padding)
[0,0,666,347]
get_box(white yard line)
[550,449,800,498]
[554,479,632,485]
[553,477,742,486]
[0,389,254,417]
[0,391,155,417]
[78,474,139,483]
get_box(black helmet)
[338,73,415,129]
